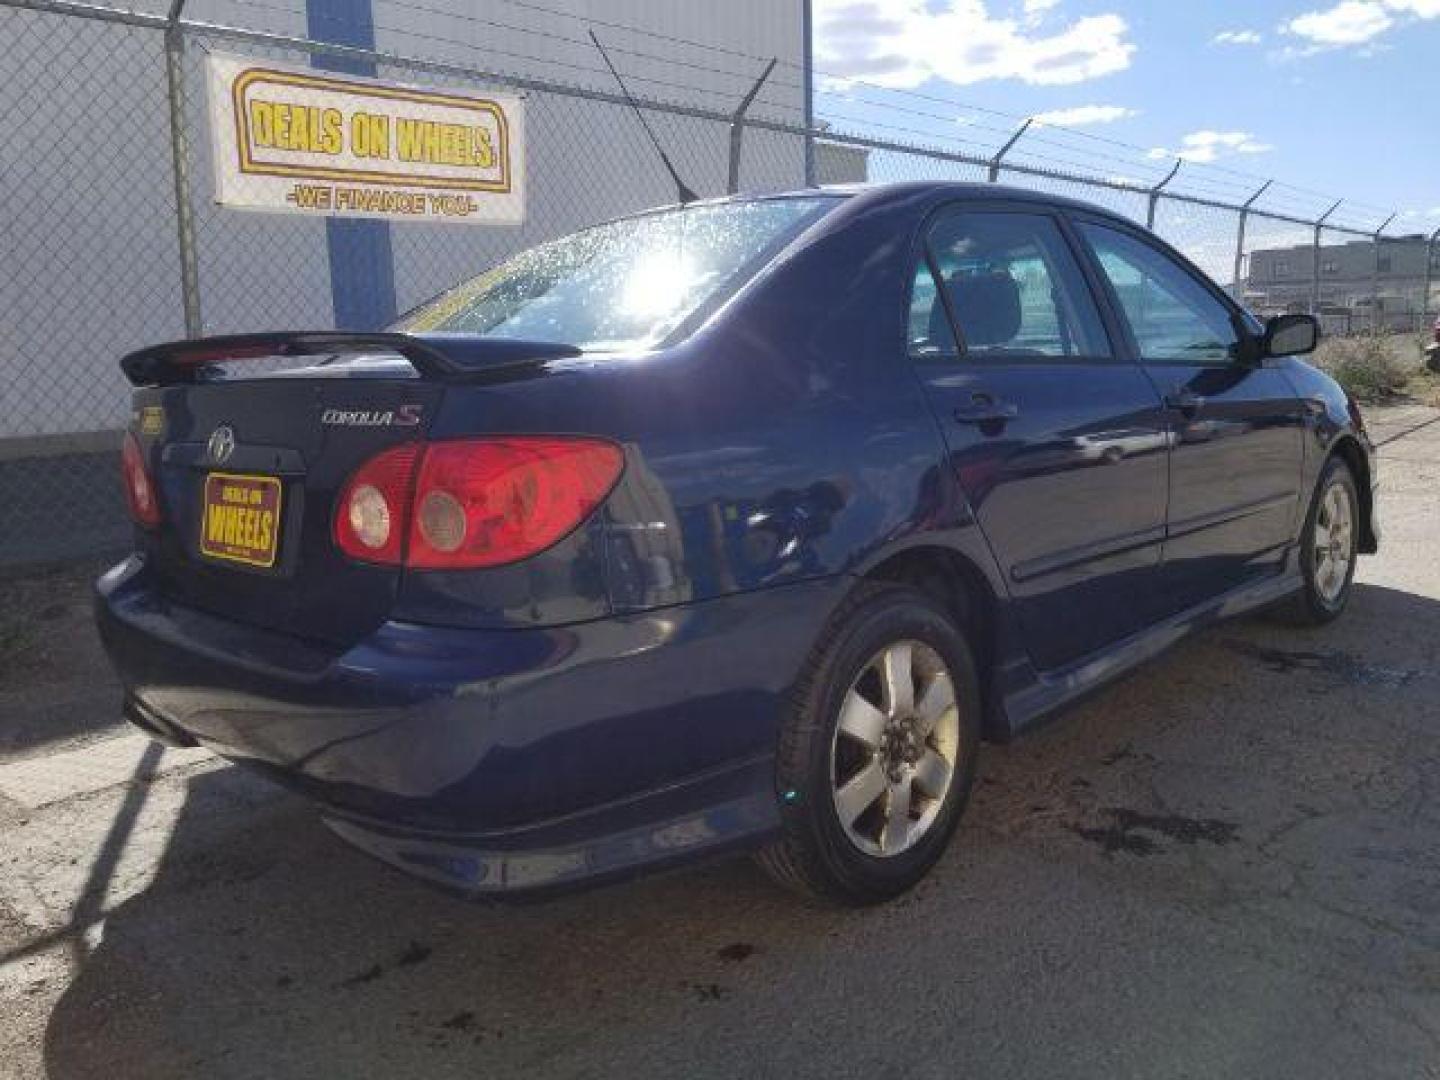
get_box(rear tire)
[1274,455,1359,626]
[756,582,981,905]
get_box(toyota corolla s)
[96,183,1377,904]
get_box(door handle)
[1163,388,1206,416]
[953,394,1019,425]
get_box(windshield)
[394,197,839,352]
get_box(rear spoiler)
[119,332,583,387]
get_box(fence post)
[1425,227,1440,324]
[1370,213,1395,334]
[1311,200,1342,317]
[1232,179,1272,302]
[163,0,202,337]
[726,58,777,195]
[987,118,1032,183]
[1146,159,1181,230]
[801,0,815,186]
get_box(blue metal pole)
[306,0,397,330]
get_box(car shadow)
[35,580,1440,1079]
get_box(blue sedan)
[97,183,1377,903]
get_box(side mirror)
[1262,313,1319,358]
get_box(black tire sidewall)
[783,586,981,900]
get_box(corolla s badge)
[207,425,236,464]
[320,405,423,428]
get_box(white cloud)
[1282,0,1440,51]
[1032,104,1137,126]
[1147,130,1274,164]
[1023,0,1061,25]
[1213,29,1263,44]
[1386,0,1440,15]
[813,0,1135,88]
[1286,0,1393,44]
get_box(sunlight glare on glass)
[620,248,697,321]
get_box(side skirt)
[998,567,1302,738]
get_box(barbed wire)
[259,0,1404,224]
[4,0,1407,232]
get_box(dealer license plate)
[199,472,283,568]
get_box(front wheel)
[756,582,981,905]
[1278,455,1360,625]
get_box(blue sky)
[812,0,1438,234]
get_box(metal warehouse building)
[0,0,816,562]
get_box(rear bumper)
[96,556,844,894]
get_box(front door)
[907,206,1171,673]
[1072,218,1307,614]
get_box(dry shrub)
[1311,334,1413,402]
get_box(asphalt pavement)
[3,402,1439,1080]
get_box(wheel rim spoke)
[881,781,912,853]
[880,643,914,718]
[837,690,886,749]
[913,749,952,799]
[830,638,963,858]
[834,759,887,827]
[914,671,955,737]
[1313,480,1355,602]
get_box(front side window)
[917,211,1110,360]
[1079,222,1241,365]
[396,197,839,352]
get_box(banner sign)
[206,53,524,224]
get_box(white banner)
[206,53,524,224]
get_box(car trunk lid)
[123,333,578,647]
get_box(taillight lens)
[409,438,623,569]
[120,431,161,528]
[334,443,421,564]
[334,437,623,569]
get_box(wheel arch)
[854,544,1009,742]
[1327,433,1377,554]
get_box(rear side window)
[396,197,839,352]
[913,210,1110,360]
[908,259,959,357]
[1077,222,1241,364]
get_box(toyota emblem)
[207,425,236,464]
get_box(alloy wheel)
[828,639,961,857]
[1313,480,1355,603]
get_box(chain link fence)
[2,0,1435,567]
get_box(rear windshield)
[394,197,839,352]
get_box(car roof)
[652,181,1134,225]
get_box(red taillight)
[333,443,421,564]
[334,437,623,569]
[409,438,623,569]
[120,431,161,528]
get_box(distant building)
[1244,234,1438,332]
[815,140,870,185]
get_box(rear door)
[907,205,1171,672]
[1070,217,1306,613]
